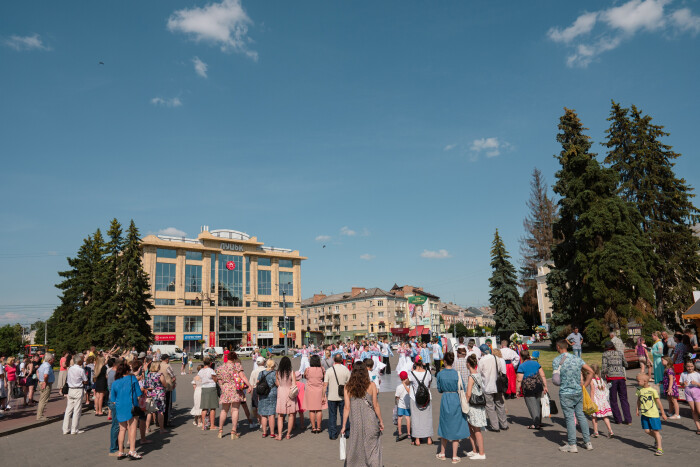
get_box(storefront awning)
[408,325,424,337]
[390,327,409,335]
[421,328,431,335]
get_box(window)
[257,316,273,331]
[279,259,293,268]
[219,316,242,332]
[155,263,176,291]
[369,312,373,318]
[154,298,175,306]
[218,254,243,306]
[279,271,293,296]
[258,257,271,267]
[352,303,356,309]
[344,326,348,331]
[335,305,339,311]
[153,316,176,333]
[245,256,250,295]
[246,301,251,307]
[257,269,271,295]
[184,299,201,306]
[185,264,202,292]
[343,315,348,321]
[301,319,304,325]
[352,314,356,320]
[184,316,202,333]
[278,316,295,331]
[210,254,216,294]
[185,251,202,261]
[377,300,384,306]
[378,312,384,317]
[247,316,251,331]
[156,248,176,259]
[258,301,272,308]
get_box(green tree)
[0,324,24,356]
[116,220,154,350]
[519,168,558,324]
[604,101,700,326]
[89,218,124,345]
[447,323,469,337]
[489,229,526,334]
[546,108,655,340]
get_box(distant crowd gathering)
[0,326,699,465]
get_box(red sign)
[209,331,216,346]
[247,332,252,344]
[155,334,176,342]
[289,332,296,340]
[226,261,235,270]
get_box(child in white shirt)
[395,371,411,441]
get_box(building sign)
[183,334,202,341]
[221,243,244,252]
[209,331,216,346]
[407,295,428,305]
[155,334,176,342]
[258,332,273,339]
[226,261,236,270]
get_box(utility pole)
[44,320,47,347]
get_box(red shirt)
[5,365,17,381]
[223,350,229,363]
[60,356,68,371]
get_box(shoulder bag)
[469,375,486,406]
[333,365,344,398]
[457,374,469,414]
[495,355,509,394]
[552,355,567,386]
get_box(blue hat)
[479,344,490,354]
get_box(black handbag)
[469,375,486,406]
[332,366,344,398]
[549,398,559,415]
[494,355,509,393]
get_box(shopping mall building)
[140,226,305,353]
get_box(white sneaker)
[471,454,486,460]
[584,442,593,451]
[71,430,85,435]
[669,415,681,420]
[559,444,578,453]
[466,452,476,458]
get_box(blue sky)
[2,0,699,325]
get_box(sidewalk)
[0,387,76,437]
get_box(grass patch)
[536,350,603,378]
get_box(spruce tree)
[605,102,700,326]
[519,168,558,323]
[547,108,655,343]
[117,220,154,350]
[91,219,124,345]
[489,229,527,334]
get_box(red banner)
[155,334,176,342]
[209,331,216,346]
[247,332,251,344]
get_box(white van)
[151,345,184,360]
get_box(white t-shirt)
[198,367,217,388]
[408,369,432,402]
[432,343,441,360]
[395,382,410,409]
[467,346,482,361]
[680,372,700,387]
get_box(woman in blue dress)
[436,351,469,463]
[109,361,143,460]
[257,359,278,438]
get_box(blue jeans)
[327,399,348,439]
[573,348,582,358]
[560,393,590,445]
[108,401,119,453]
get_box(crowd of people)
[0,328,699,465]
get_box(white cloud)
[421,249,451,259]
[671,8,700,34]
[193,56,208,78]
[315,235,331,242]
[167,0,258,61]
[4,34,50,51]
[359,253,375,261]
[151,97,183,108]
[443,144,457,151]
[470,137,509,158]
[340,226,356,236]
[158,227,187,237]
[548,12,598,43]
[549,0,698,68]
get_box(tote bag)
[541,393,551,418]
[339,436,347,460]
[457,375,470,414]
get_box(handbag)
[233,372,248,391]
[339,435,347,461]
[549,398,559,415]
[61,382,69,395]
[540,393,551,418]
[289,382,299,400]
[494,355,509,394]
[332,366,344,398]
[468,375,486,406]
[457,374,470,414]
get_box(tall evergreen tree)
[117,220,154,350]
[489,229,527,334]
[546,108,655,343]
[605,101,700,326]
[519,168,558,322]
[90,219,124,345]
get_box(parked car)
[152,345,184,361]
[267,344,293,356]
[236,346,255,357]
[194,347,219,360]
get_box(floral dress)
[146,371,166,414]
[216,361,246,404]
[467,374,487,428]
[662,368,679,398]
[591,377,612,418]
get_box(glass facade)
[258,301,272,308]
[245,256,250,294]
[185,264,202,292]
[184,316,202,333]
[185,251,202,261]
[218,254,243,307]
[184,299,201,306]
[154,298,175,306]
[257,269,271,295]
[210,254,216,294]
[156,248,177,259]
[278,316,295,330]
[155,263,176,291]
[279,271,293,296]
[219,316,243,349]
[153,315,176,333]
[258,257,271,267]
[257,316,273,331]
[279,259,293,268]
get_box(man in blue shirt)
[566,327,584,358]
[553,340,594,452]
[380,338,394,374]
[36,352,56,421]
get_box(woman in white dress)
[466,354,486,459]
[190,365,203,427]
[297,346,310,376]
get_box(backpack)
[256,371,271,396]
[412,371,430,408]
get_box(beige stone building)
[140,227,305,353]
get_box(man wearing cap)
[479,344,508,432]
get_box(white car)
[237,346,255,357]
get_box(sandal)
[452,458,461,464]
[117,452,127,460]
[608,432,614,438]
[231,431,239,440]
[436,453,446,460]
[592,432,599,438]
[218,429,223,439]
[262,433,268,438]
[128,451,142,460]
